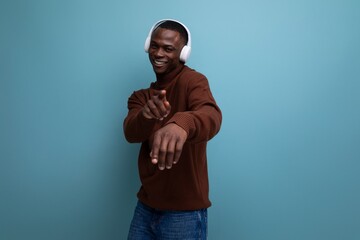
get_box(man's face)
[148,28,184,76]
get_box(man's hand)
[150,123,188,170]
[142,90,171,120]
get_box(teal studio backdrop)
[1,0,359,239]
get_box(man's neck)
[156,64,185,83]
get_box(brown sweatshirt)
[123,65,222,210]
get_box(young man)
[124,19,222,239]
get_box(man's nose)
[154,48,165,57]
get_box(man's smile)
[153,59,167,66]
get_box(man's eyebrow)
[150,41,176,49]
[164,44,176,49]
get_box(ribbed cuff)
[167,112,195,138]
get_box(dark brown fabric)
[123,66,222,210]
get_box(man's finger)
[165,139,176,169]
[150,135,161,165]
[143,105,156,119]
[150,151,158,164]
[157,136,169,170]
[163,101,171,118]
[148,98,162,119]
[153,94,170,118]
[158,90,167,100]
[173,140,185,165]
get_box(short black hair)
[155,20,189,45]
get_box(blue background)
[1,0,359,239]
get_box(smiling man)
[124,19,222,239]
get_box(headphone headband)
[144,19,192,63]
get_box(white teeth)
[154,60,166,65]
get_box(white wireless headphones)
[144,19,192,63]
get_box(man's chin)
[152,66,167,75]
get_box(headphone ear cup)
[144,36,151,52]
[180,45,191,63]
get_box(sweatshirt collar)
[154,65,185,88]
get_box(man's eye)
[165,48,174,52]
[150,44,158,49]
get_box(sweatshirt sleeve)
[166,76,222,143]
[123,89,158,143]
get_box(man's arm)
[150,76,222,170]
[167,76,222,143]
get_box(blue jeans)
[128,201,208,240]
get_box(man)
[124,19,222,239]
